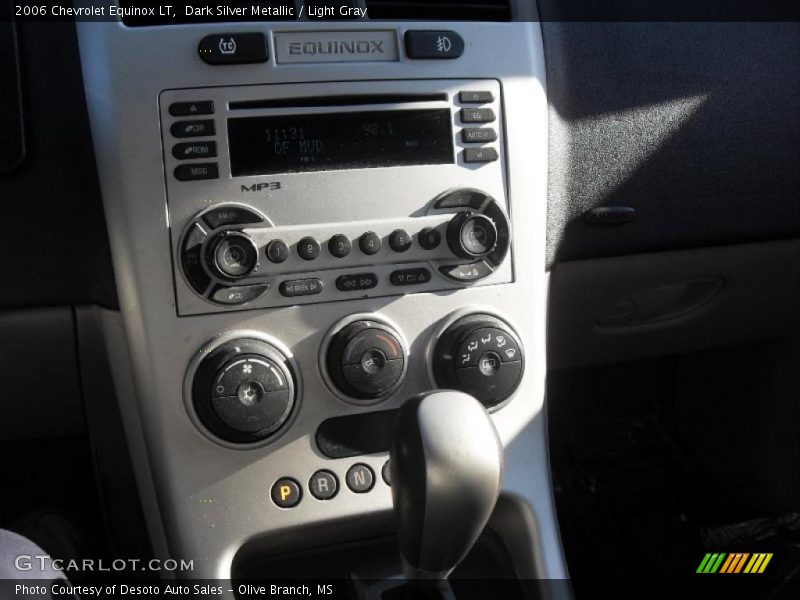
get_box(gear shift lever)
[390,390,503,585]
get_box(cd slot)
[229,93,448,111]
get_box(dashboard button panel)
[177,190,510,307]
[162,80,511,314]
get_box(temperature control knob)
[433,314,524,409]
[206,230,259,280]
[446,212,498,259]
[326,320,406,402]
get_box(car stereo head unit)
[159,79,511,316]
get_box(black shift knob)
[390,391,503,581]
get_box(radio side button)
[458,91,494,104]
[170,120,216,138]
[211,284,270,305]
[460,108,495,124]
[181,246,211,294]
[172,141,217,160]
[461,128,497,144]
[336,273,378,292]
[463,147,499,164]
[483,202,511,267]
[279,279,324,297]
[390,268,431,286]
[174,163,219,181]
[169,101,214,117]
[203,206,264,229]
[439,261,493,282]
[433,189,488,210]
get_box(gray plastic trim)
[74,13,566,586]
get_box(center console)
[76,6,565,595]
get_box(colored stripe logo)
[696,553,773,574]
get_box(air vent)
[365,0,511,21]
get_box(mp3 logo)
[240,182,282,193]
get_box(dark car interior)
[0,1,798,598]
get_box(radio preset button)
[461,128,497,144]
[173,141,217,160]
[199,33,268,65]
[336,273,378,292]
[211,283,269,305]
[174,163,219,181]
[297,237,321,261]
[266,240,290,264]
[460,108,495,124]
[464,147,499,164]
[359,231,382,256]
[459,91,494,104]
[390,268,431,287]
[169,101,214,117]
[418,227,441,250]
[328,234,352,258]
[279,278,323,297]
[389,229,412,253]
[203,206,264,229]
[404,30,464,59]
[170,119,216,138]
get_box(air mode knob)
[446,211,498,259]
[326,320,406,402]
[206,230,259,280]
[433,314,524,409]
[191,338,296,444]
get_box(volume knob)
[446,212,498,259]
[206,231,259,280]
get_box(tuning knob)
[206,230,259,280]
[446,211,498,260]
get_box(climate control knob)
[191,338,296,444]
[433,314,524,409]
[326,320,406,402]
[206,230,259,280]
[446,211,498,259]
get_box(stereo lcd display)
[227,109,453,176]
